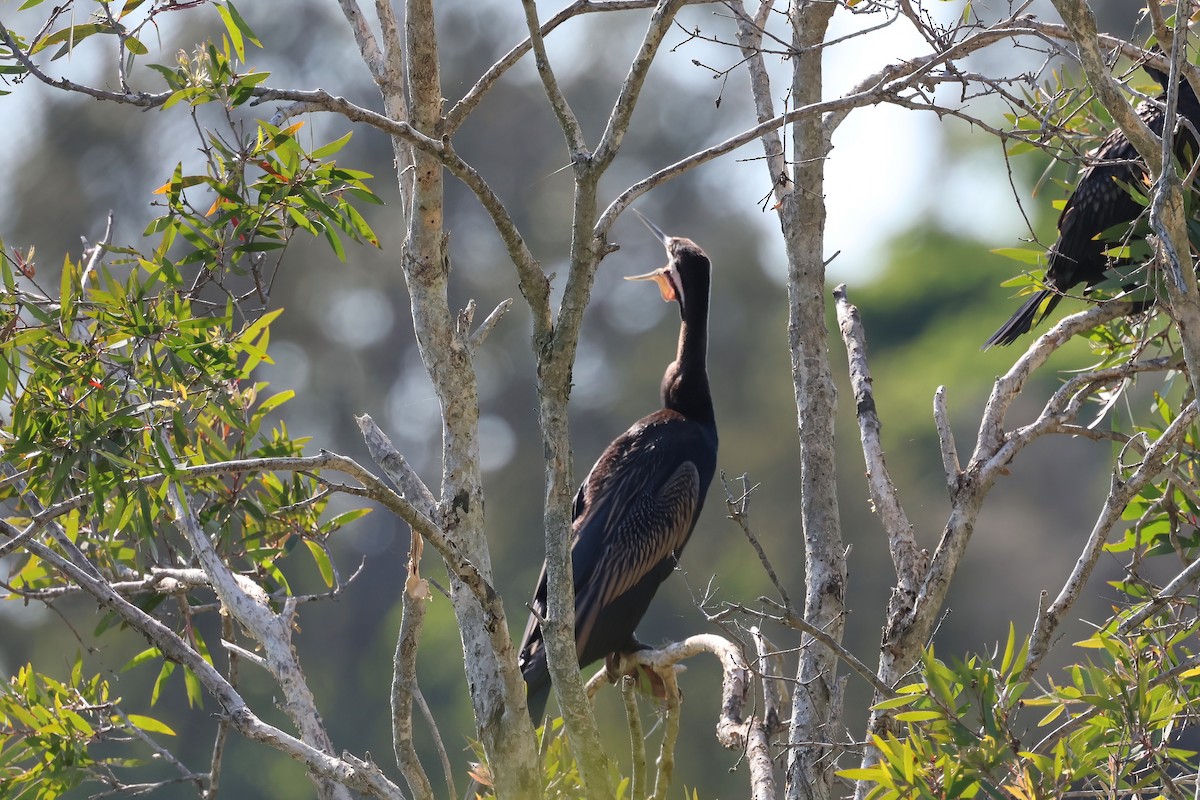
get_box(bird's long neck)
[661,278,713,425]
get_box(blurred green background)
[0,0,1156,796]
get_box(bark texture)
[782,4,847,799]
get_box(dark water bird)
[517,210,718,724]
[984,60,1200,348]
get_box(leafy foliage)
[471,717,649,800]
[0,656,177,800]
[0,7,381,795]
[845,616,1200,800]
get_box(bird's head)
[624,208,710,319]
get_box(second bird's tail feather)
[983,289,1059,349]
[522,658,551,726]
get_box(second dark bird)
[518,211,718,724]
[985,60,1200,348]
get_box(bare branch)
[334,0,386,83]
[834,285,923,587]
[587,634,749,742]
[9,526,406,799]
[520,0,588,157]
[391,535,435,800]
[593,0,688,170]
[355,415,438,518]
[0,22,170,107]
[163,462,350,800]
[933,386,960,494]
[650,666,682,800]
[1047,0,1161,169]
[972,301,1133,471]
[595,17,1052,239]
[730,0,790,208]
[621,677,649,800]
[1118,548,1200,635]
[252,88,445,153]
[222,639,268,671]
[723,472,792,611]
[445,0,709,132]
[374,0,406,96]
[468,298,514,352]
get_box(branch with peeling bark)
[834,285,924,592]
[833,279,1180,796]
[582,634,778,799]
[154,434,346,800]
[10,520,407,799]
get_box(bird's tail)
[523,657,552,725]
[983,289,1060,349]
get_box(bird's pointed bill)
[631,208,671,246]
[625,269,677,302]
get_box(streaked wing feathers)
[574,459,700,651]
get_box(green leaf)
[320,507,372,534]
[29,23,110,56]
[124,35,148,56]
[121,648,162,673]
[1000,622,1017,675]
[150,660,174,706]
[990,247,1045,266]
[183,667,202,709]
[257,389,295,413]
[223,2,261,49]
[1036,704,1065,726]
[894,710,943,722]
[324,227,346,261]
[241,307,284,345]
[120,0,149,17]
[216,3,245,60]
[125,714,176,736]
[59,255,75,330]
[872,693,922,711]
[305,539,334,587]
[311,131,353,160]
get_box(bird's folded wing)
[574,460,701,648]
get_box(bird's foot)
[605,643,674,703]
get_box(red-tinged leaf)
[256,160,288,180]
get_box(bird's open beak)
[625,268,677,302]
[631,208,671,246]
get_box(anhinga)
[984,60,1200,348]
[518,211,718,724]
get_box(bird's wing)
[518,479,587,659]
[1052,99,1163,285]
[573,457,701,652]
[517,561,549,666]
